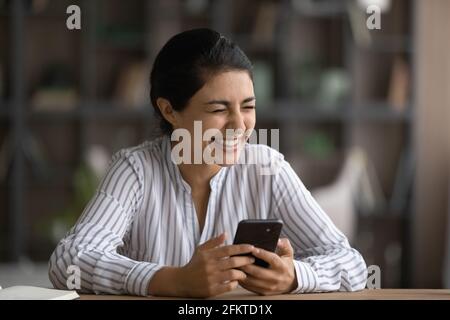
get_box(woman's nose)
[227,109,245,131]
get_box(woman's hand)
[238,238,297,295]
[173,233,256,298]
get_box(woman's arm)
[49,150,256,297]
[148,233,256,298]
[48,150,163,296]
[271,160,368,293]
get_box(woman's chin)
[217,147,243,166]
[204,139,246,166]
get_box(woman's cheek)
[203,117,226,131]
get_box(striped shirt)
[48,135,368,296]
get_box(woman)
[49,28,367,297]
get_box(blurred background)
[0,0,449,290]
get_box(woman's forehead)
[197,70,254,99]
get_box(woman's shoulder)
[241,142,285,164]
[110,136,166,169]
[238,143,286,176]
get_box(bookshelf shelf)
[257,102,411,123]
[351,104,412,122]
[27,106,154,121]
[95,31,147,50]
[27,110,80,121]
[365,36,413,53]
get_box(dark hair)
[150,28,253,135]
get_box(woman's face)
[173,70,256,166]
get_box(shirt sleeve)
[48,150,163,296]
[271,159,368,293]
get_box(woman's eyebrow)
[242,96,256,103]
[204,96,256,106]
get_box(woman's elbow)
[48,254,66,289]
[48,244,76,290]
[346,250,368,291]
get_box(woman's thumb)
[198,232,227,251]
[276,238,293,256]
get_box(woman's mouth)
[211,135,244,152]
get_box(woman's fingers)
[209,280,239,297]
[275,238,294,256]
[193,235,295,297]
[209,244,254,259]
[218,255,255,270]
[251,248,284,269]
[198,233,227,251]
[215,269,247,283]
[240,263,274,279]
[239,276,273,294]
[241,275,271,289]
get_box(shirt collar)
[162,135,228,194]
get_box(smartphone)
[233,219,283,268]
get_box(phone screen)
[233,219,283,268]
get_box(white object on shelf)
[357,0,391,13]
[115,61,150,109]
[312,148,386,243]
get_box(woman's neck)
[169,139,222,191]
[178,162,222,192]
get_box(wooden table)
[80,288,450,300]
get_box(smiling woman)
[166,70,256,166]
[48,28,368,298]
[150,28,254,136]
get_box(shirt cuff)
[290,260,318,294]
[124,262,164,296]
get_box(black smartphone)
[233,219,283,268]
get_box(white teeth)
[225,140,238,147]
[213,137,242,149]
[214,139,238,147]
[211,134,245,151]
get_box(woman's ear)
[156,97,179,128]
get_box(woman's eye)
[243,106,255,110]
[212,109,226,113]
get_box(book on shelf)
[347,0,372,48]
[251,1,277,47]
[292,0,347,16]
[115,61,149,109]
[31,64,79,112]
[388,56,410,112]
[31,87,78,112]
[252,60,274,109]
[0,286,79,300]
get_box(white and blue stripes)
[48,135,367,296]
